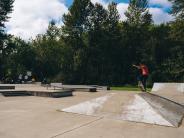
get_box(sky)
[5,0,174,40]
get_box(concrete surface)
[152,83,184,105]
[61,92,184,127]
[0,90,184,138]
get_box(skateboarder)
[132,63,149,92]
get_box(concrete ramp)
[152,83,184,93]
[138,93,184,127]
[61,92,184,127]
[62,93,115,116]
[151,83,184,105]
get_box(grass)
[111,86,151,92]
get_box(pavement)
[0,90,184,138]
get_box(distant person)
[18,74,23,83]
[132,63,149,92]
[24,75,28,82]
[32,77,35,82]
[42,78,47,84]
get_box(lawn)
[111,86,151,92]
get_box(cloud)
[116,2,173,24]
[91,0,173,24]
[6,0,68,40]
[5,0,174,40]
[91,0,108,8]
[149,0,172,8]
[117,3,129,20]
[149,7,174,24]
[91,0,129,20]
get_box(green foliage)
[31,22,65,80]
[161,20,184,82]
[0,0,14,47]
[62,0,94,83]
[2,36,35,81]
[0,0,14,79]
[0,0,14,29]
[125,0,152,26]
[169,0,184,19]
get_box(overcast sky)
[5,0,174,40]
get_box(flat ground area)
[0,90,184,138]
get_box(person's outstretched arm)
[132,64,141,69]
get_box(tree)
[166,0,184,82]
[61,0,94,83]
[4,36,36,82]
[169,0,184,19]
[125,0,152,26]
[0,0,14,80]
[31,22,64,81]
[162,19,184,82]
[103,2,124,84]
[122,0,153,84]
[46,20,60,40]
[123,0,152,64]
[63,0,93,37]
[0,0,14,46]
[170,20,184,41]
[107,2,120,27]
[85,3,108,84]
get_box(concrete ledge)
[29,90,73,98]
[47,84,97,92]
[0,90,31,96]
[0,89,73,98]
[91,86,110,90]
[61,85,97,92]
[0,85,15,90]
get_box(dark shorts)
[141,75,148,89]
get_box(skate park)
[0,82,184,138]
[1,0,184,137]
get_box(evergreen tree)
[62,0,94,83]
[107,2,120,28]
[63,0,93,36]
[0,0,14,28]
[169,0,184,19]
[123,0,152,84]
[4,36,36,82]
[167,0,184,81]
[0,0,14,80]
[0,0,14,45]
[86,3,108,84]
[31,22,64,81]
[105,2,124,84]
[125,0,152,26]
[46,20,60,40]
[123,0,152,63]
